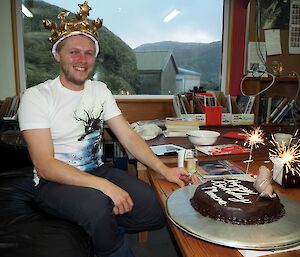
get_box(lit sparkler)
[243,127,265,148]
[270,131,300,176]
[243,127,265,173]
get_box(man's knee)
[75,189,113,226]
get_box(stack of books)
[164,117,200,137]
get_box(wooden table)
[135,127,272,182]
[147,160,300,257]
[134,127,274,162]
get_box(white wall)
[0,0,16,99]
[176,74,200,93]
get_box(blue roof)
[177,67,201,76]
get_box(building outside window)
[20,0,225,95]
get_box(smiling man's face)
[55,35,96,90]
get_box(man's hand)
[100,180,134,215]
[161,167,200,187]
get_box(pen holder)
[205,106,222,126]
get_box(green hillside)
[23,0,138,94]
[135,41,222,89]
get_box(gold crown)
[42,1,103,44]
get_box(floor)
[125,226,182,257]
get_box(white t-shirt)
[18,77,121,176]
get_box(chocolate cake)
[190,178,285,225]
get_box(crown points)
[43,1,102,44]
[78,2,91,16]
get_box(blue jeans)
[34,163,165,256]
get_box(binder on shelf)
[173,95,182,117]
[184,92,195,113]
[244,96,256,114]
[180,98,187,114]
[214,92,230,113]
[226,95,233,114]
[194,97,205,114]
[236,95,250,113]
[179,94,192,114]
[270,97,289,120]
[173,91,254,126]
[258,94,268,124]
[195,92,218,108]
[173,94,194,115]
[230,96,240,114]
[230,96,254,125]
[266,96,272,124]
[272,100,294,124]
[236,95,255,114]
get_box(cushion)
[0,167,93,257]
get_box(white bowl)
[187,130,220,146]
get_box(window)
[20,0,225,95]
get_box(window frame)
[13,0,238,98]
[11,0,26,95]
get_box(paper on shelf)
[264,29,282,56]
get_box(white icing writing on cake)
[201,179,257,206]
[202,186,227,206]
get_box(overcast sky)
[43,0,224,49]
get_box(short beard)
[60,64,91,86]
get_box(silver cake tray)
[166,184,300,250]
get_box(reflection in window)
[21,0,224,95]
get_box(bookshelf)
[242,76,299,125]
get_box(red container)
[205,105,223,126]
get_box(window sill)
[114,95,174,100]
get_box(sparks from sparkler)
[270,131,300,176]
[243,127,265,173]
[243,127,265,148]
